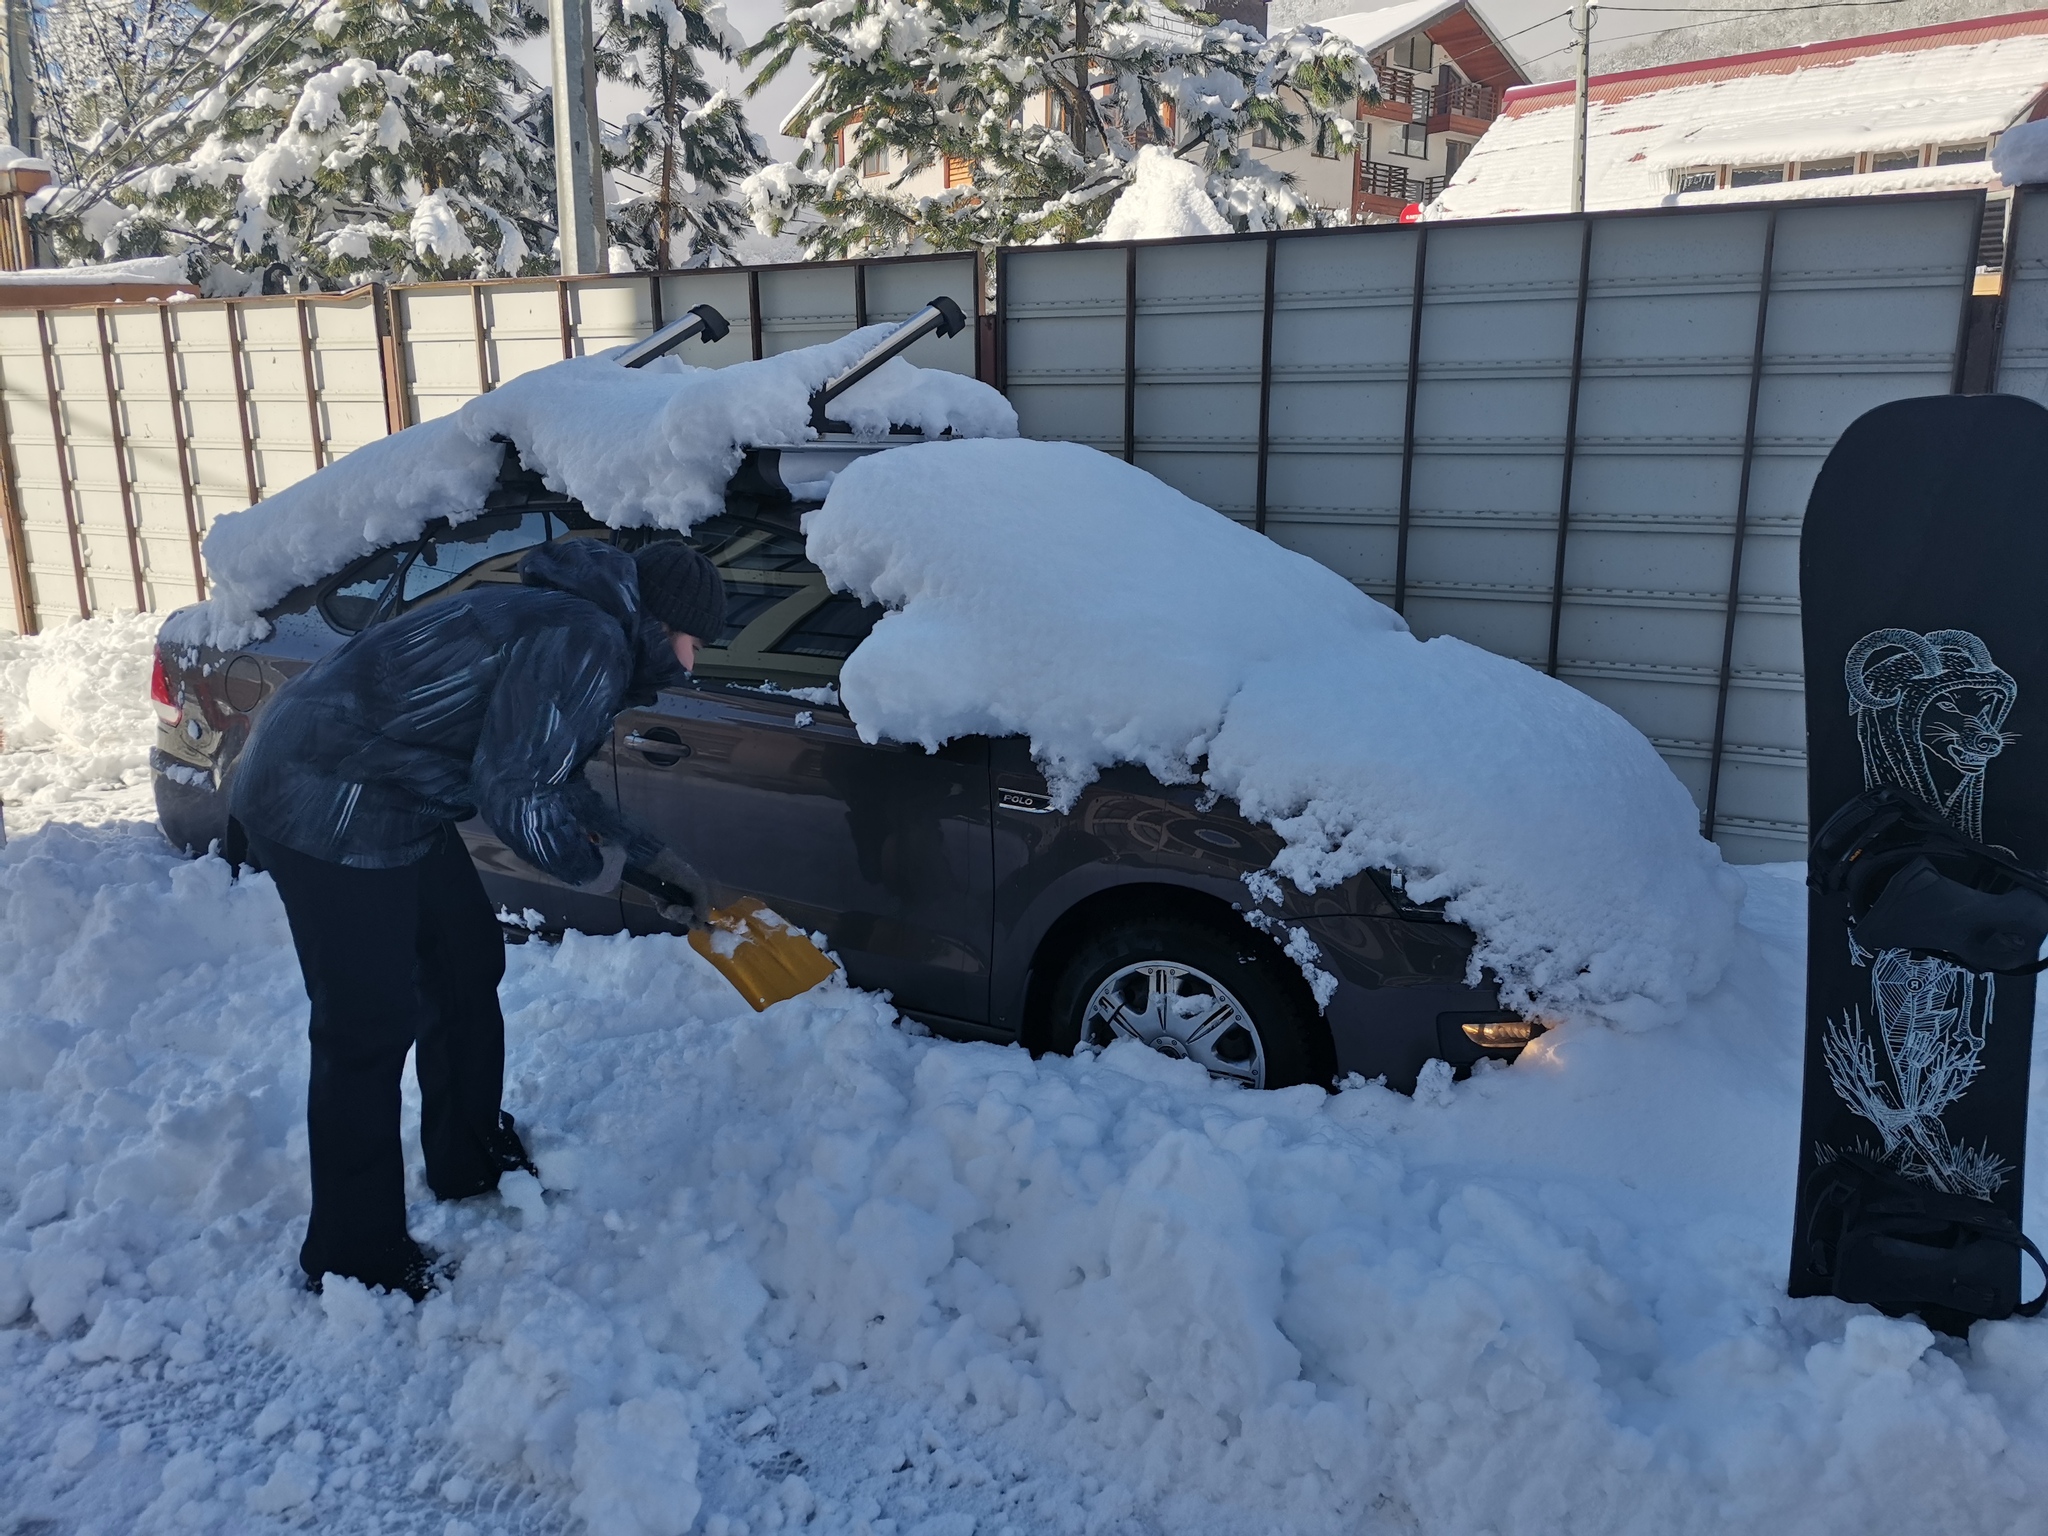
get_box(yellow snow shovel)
[622,867,838,1009]
[689,897,839,1011]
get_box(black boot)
[303,1238,454,1303]
[492,1111,540,1180]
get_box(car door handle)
[625,729,691,764]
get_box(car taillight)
[149,651,182,726]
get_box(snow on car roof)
[809,437,1744,1028]
[171,328,1016,648]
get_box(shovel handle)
[620,865,698,910]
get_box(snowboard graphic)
[1790,393,2048,1308]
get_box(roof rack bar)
[810,295,967,431]
[618,303,732,369]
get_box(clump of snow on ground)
[1097,147,1232,242]
[181,331,1015,647]
[810,438,1744,1028]
[0,614,160,833]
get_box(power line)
[1522,0,1909,65]
[1499,9,1572,43]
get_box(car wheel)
[1040,913,1333,1090]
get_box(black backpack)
[1801,1151,2047,1334]
[1809,785,2048,976]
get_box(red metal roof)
[1504,8,2048,115]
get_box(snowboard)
[1789,393,2048,1325]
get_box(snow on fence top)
[179,329,1016,646]
[811,438,1745,1029]
[1433,17,2048,219]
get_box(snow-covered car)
[150,303,1739,1094]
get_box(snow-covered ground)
[8,617,2048,1536]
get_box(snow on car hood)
[807,438,1745,1029]
[172,330,1016,648]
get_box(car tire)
[1039,912,1334,1090]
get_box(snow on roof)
[1433,15,2048,219]
[1318,0,1467,59]
[175,331,1016,647]
[811,437,1742,1028]
[0,255,190,287]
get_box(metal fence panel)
[0,253,983,638]
[1996,183,2048,405]
[1002,194,1982,861]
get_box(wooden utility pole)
[1570,0,1596,213]
[550,0,607,274]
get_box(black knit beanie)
[632,542,727,644]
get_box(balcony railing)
[1357,163,1445,204]
[1432,73,1499,122]
[1372,65,1433,123]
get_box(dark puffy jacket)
[230,539,681,881]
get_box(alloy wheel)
[1080,961,1266,1087]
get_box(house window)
[1798,156,1853,179]
[1252,123,1281,150]
[1870,148,1921,172]
[1675,167,1718,193]
[1394,31,1432,72]
[1936,142,1987,166]
[1393,122,1427,159]
[1730,164,1784,187]
[861,142,889,177]
[943,155,972,188]
[1444,139,1470,179]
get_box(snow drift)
[810,439,1745,1027]
[181,331,1016,647]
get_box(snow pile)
[1997,117,2048,185]
[12,620,2048,1535]
[810,438,1743,1028]
[178,331,1016,646]
[13,789,2048,1532]
[1097,147,1232,242]
[0,615,160,832]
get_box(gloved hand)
[622,845,712,930]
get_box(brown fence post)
[373,283,412,434]
[94,306,148,610]
[295,298,327,471]
[224,304,261,505]
[37,310,92,618]
[159,304,205,599]
[0,378,36,633]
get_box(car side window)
[318,546,411,633]
[400,511,553,607]
[674,512,883,689]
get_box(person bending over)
[230,537,723,1299]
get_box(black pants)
[250,825,508,1285]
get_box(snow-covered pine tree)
[42,0,558,287]
[594,0,763,268]
[740,0,1371,258]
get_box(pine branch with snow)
[41,0,559,288]
[739,0,1372,258]
[595,0,765,268]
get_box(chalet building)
[784,0,1528,228]
[1431,10,2048,273]
[1256,0,1528,221]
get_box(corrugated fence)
[0,195,2021,859]
[0,252,982,636]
